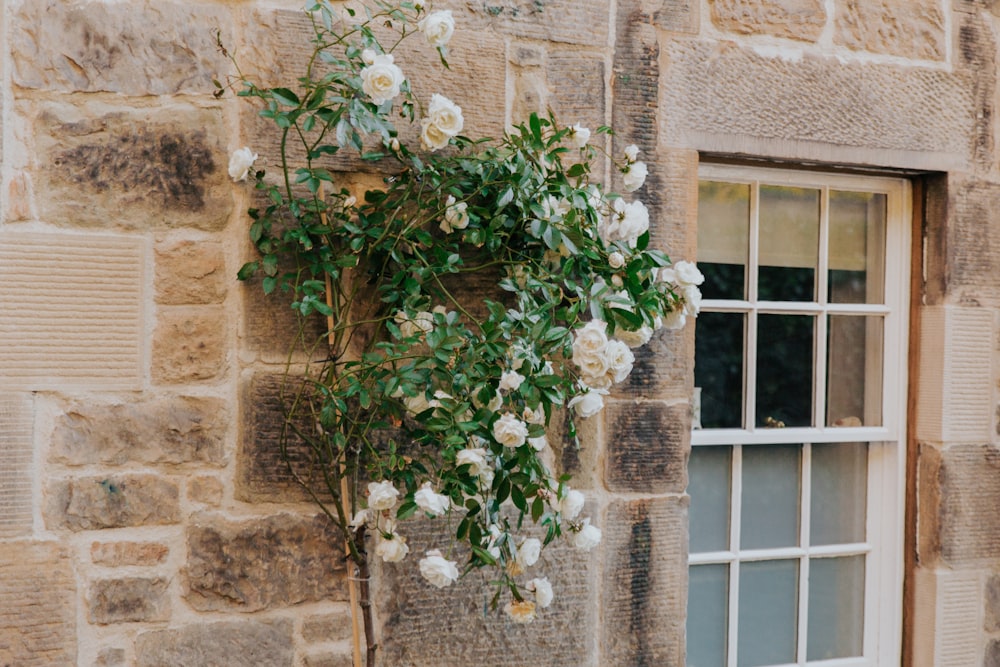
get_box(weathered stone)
[0,542,77,666]
[939,445,1000,565]
[135,620,294,667]
[605,400,689,493]
[376,517,598,666]
[510,42,545,67]
[601,497,687,666]
[440,0,610,45]
[152,307,227,383]
[943,177,1000,305]
[710,0,825,40]
[155,239,227,305]
[91,542,169,567]
[10,0,230,95]
[619,327,694,401]
[955,10,997,172]
[93,647,126,667]
[987,638,1000,667]
[917,442,943,564]
[546,50,605,143]
[985,574,1000,632]
[5,172,33,222]
[513,70,546,125]
[0,393,33,538]
[301,611,353,644]
[302,652,354,667]
[549,408,602,490]
[835,0,945,60]
[35,103,231,230]
[184,513,347,612]
[47,475,180,531]
[51,396,228,467]
[187,475,225,506]
[88,577,170,624]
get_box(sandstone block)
[604,400,689,493]
[0,393,33,537]
[11,0,229,95]
[152,306,227,383]
[619,327,694,400]
[155,239,227,305]
[184,513,347,612]
[135,620,294,667]
[709,0,825,41]
[93,647,126,667]
[601,497,687,666]
[939,444,1000,565]
[301,611,353,644]
[0,542,77,666]
[51,396,228,467]
[47,475,180,531]
[35,103,231,230]
[988,639,1000,667]
[835,0,945,60]
[302,652,354,667]
[242,264,329,364]
[91,542,169,567]
[986,574,1000,632]
[187,475,225,506]
[941,178,1000,305]
[443,0,610,45]
[88,577,170,625]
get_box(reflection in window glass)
[829,191,886,305]
[811,443,868,546]
[688,564,729,667]
[696,313,744,429]
[827,315,884,427]
[756,314,814,428]
[689,446,732,553]
[698,181,750,301]
[738,560,799,667]
[807,556,866,660]
[741,444,801,550]
[758,186,819,302]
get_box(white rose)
[228,147,258,182]
[522,405,545,425]
[568,388,606,418]
[559,489,585,520]
[616,325,653,348]
[516,537,541,570]
[418,10,455,47]
[361,48,377,65]
[613,199,649,247]
[404,392,437,416]
[568,123,591,148]
[492,412,529,448]
[527,577,553,608]
[622,160,648,192]
[673,260,705,287]
[542,195,571,221]
[504,599,536,623]
[487,390,503,412]
[419,550,459,587]
[390,137,401,152]
[573,518,602,551]
[572,319,610,380]
[376,532,409,562]
[661,308,687,331]
[624,144,639,162]
[440,195,469,233]
[608,251,625,269]
[420,118,451,151]
[414,482,450,517]
[367,480,399,511]
[456,447,490,477]
[394,309,434,339]
[682,284,703,317]
[349,509,369,529]
[499,370,525,392]
[361,53,405,105]
[528,435,547,451]
[413,0,425,8]
[603,339,635,384]
[427,93,464,135]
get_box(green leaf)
[271,87,300,106]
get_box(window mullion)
[728,444,743,667]
[797,443,813,664]
[815,188,830,429]
[746,182,760,429]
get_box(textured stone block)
[47,475,180,531]
[939,445,1000,565]
[152,306,227,383]
[88,578,170,624]
[986,574,1000,632]
[10,0,229,95]
[546,50,605,140]
[0,394,33,537]
[619,327,693,401]
[835,0,945,60]
[184,513,347,612]
[376,517,599,666]
[155,239,227,305]
[710,0,825,41]
[135,620,294,667]
[91,542,169,567]
[187,475,225,506]
[51,396,228,467]
[0,232,142,390]
[911,567,982,667]
[241,268,328,364]
[35,103,231,230]
[661,40,975,170]
[0,542,77,666]
[604,400,689,493]
[988,639,1000,667]
[943,177,1000,304]
[302,652,354,667]
[441,0,610,45]
[93,647,126,667]
[600,497,687,666]
[301,611,353,644]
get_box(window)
[687,165,909,667]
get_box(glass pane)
[807,556,865,660]
[696,312,744,429]
[829,191,886,304]
[759,185,819,302]
[741,445,801,549]
[827,315,883,427]
[688,564,729,667]
[756,314,814,428]
[689,446,733,553]
[698,180,749,300]
[811,443,867,545]
[738,559,799,667]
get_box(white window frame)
[690,164,910,667]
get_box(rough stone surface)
[439,0,611,45]
[88,577,170,624]
[35,103,231,230]
[301,611,353,644]
[376,517,598,666]
[241,265,329,364]
[302,652,354,667]
[939,444,1000,565]
[91,542,169,567]
[988,639,1000,667]
[184,513,347,612]
[605,400,689,493]
[10,1,229,94]
[945,177,1000,305]
[986,574,1000,632]
[0,542,77,666]
[710,0,825,41]
[620,327,694,400]
[135,620,294,667]
[51,396,228,467]
[601,496,687,666]
[835,0,945,60]
[546,50,606,143]
[0,393,33,537]
[152,307,227,383]
[187,475,225,506]
[93,647,126,667]
[155,239,227,305]
[47,475,180,531]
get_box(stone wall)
[2,0,1000,665]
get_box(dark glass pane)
[758,185,819,302]
[741,444,801,550]
[758,265,814,302]
[688,564,729,667]
[755,314,814,428]
[700,262,745,300]
[696,312,744,429]
[829,191,886,305]
[689,446,732,553]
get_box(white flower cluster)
[620,143,648,192]
[570,318,634,394]
[360,50,405,105]
[228,147,258,182]
[656,260,705,331]
[421,93,464,151]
